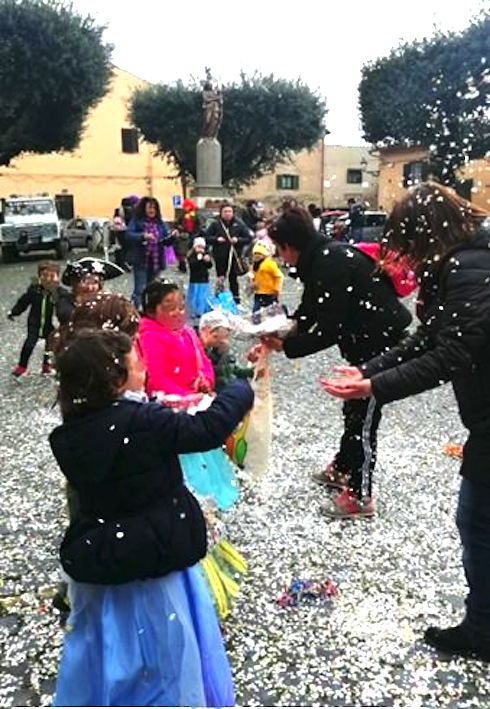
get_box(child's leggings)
[18,330,50,368]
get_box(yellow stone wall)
[0,66,181,220]
[238,143,380,211]
[378,146,490,212]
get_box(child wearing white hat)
[199,310,253,393]
[186,236,213,321]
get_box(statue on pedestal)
[201,68,223,140]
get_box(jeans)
[456,477,490,638]
[132,265,162,309]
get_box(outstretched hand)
[330,365,363,381]
[320,376,372,400]
[260,335,283,352]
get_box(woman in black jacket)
[264,207,412,519]
[205,202,251,303]
[322,182,490,661]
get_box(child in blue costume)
[186,236,213,322]
[50,328,253,707]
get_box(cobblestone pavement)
[0,254,489,707]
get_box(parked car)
[331,210,387,243]
[62,216,110,251]
[320,209,347,237]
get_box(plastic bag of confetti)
[243,349,273,482]
[228,301,293,340]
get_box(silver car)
[63,217,109,251]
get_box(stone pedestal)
[194,137,228,207]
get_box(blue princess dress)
[52,565,234,707]
[186,281,213,319]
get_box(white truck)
[0,194,68,262]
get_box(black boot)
[424,623,490,661]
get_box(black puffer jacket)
[283,235,412,365]
[50,379,254,584]
[362,227,490,484]
[206,216,251,264]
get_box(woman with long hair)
[322,182,490,661]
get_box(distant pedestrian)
[249,240,284,312]
[206,203,251,304]
[347,197,365,242]
[186,236,213,321]
[126,197,170,308]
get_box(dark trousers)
[215,258,240,303]
[333,396,382,500]
[456,478,490,638]
[132,264,162,309]
[18,329,50,368]
[253,293,277,312]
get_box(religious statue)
[201,68,223,140]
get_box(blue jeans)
[456,477,490,638]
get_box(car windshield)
[4,199,55,216]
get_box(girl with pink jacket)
[136,279,239,510]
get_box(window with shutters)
[347,169,362,184]
[403,161,429,187]
[276,174,299,190]
[121,128,139,154]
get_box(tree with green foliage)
[0,0,113,166]
[359,12,490,185]
[129,73,326,194]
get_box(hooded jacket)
[50,379,254,584]
[137,317,215,396]
[361,227,490,485]
[283,234,412,365]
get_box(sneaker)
[320,488,375,519]
[424,624,490,661]
[52,590,70,614]
[41,363,54,375]
[11,365,27,378]
[312,461,350,490]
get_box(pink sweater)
[137,316,215,396]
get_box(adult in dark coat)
[126,197,171,309]
[205,203,252,303]
[322,182,490,661]
[263,206,412,518]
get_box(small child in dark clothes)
[8,261,66,377]
[186,236,213,321]
[198,310,254,393]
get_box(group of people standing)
[6,181,490,707]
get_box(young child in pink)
[137,279,238,510]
